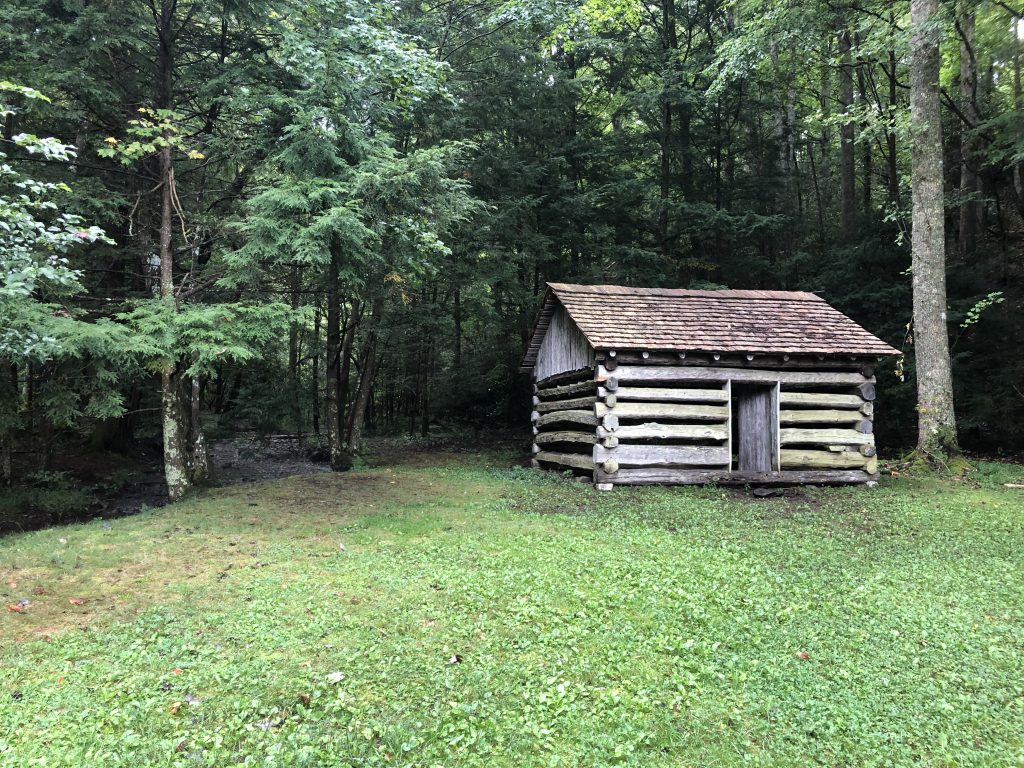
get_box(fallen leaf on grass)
[7,580,16,589]
[68,598,86,606]
[298,693,311,706]
[175,740,188,753]
[448,654,463,665]
[796,651,810,661]
[172,668,183,675]
[170,701,181,715]
[32,587,48,595]
[7,604,25,613]
[327,671,345,683]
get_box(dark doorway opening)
[731,383,778,472]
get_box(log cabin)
[520,283,900,489]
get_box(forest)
[1,0,1023,502]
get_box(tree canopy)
[1,0,1021,490]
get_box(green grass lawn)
[2,452,1023,767]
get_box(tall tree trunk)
[339,298,360,424]
[658,0,678,256]
[855,43,872,212]
[958,4,982,259]
[910,0,959,455]
[838,24,857,232]
[325,248,345,468]
[0,362,16,487]
[311,303,321,437]
[453,285,462,370]
[887,45,901,204]
[346,334,378,451]
[156,0,193,501]
[288,264,302,435]
[189,376,210,483]
[1013,16,1024,205]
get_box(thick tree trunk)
[156,0,195,501]
[838,25,856,232]
[958,5,982,259]
[910,0,959,455]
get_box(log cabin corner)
[520,283,900,489]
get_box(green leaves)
[117,299,293,377]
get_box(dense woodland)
[1,0,1022,498]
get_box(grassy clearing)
[1,454,1023,767]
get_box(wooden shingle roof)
[521,283,899,370]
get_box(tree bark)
[887,44,901,204]
[838,24,857,232]
[910,0,959,455]
[346,333,378,451]
[189,375,210,483]
[325,248,344,468]
[657,0,678,256]
[311,303,321,437]
[288,264,302,435]
[155,0,195,501]
[0,362,16,486]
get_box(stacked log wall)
[588,355,879,486]
[530,369,598,474]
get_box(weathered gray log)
[607,386,729,403]
[856,420,873,434]
[602,457,620,474]
[611,423,728,441]
[601,365,870,386]
[530,458,540,469]
[593,468,874,485]
[604,376,619,391]
[856,381,877,401]
[601,435,619,448]
[531,410,539,422]
[778,392,863,409]
[536,396,596,413]
[536,367,594,389]
[535,451,595,471]
[532,443,541,454]
[536,379,597,400]
[601,413,619,431]
[860,401,874,417]
[865,456,879,474]
[535,431,597,445]
[779,409,864,425]
[603,393,617,407]
[859,444,876,457]
[780,449,868,469]
[592,443,730,468]
[779,428,874,446]
[535,410,599,428]
[594,401,729,421]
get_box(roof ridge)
[546,282,824,301]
